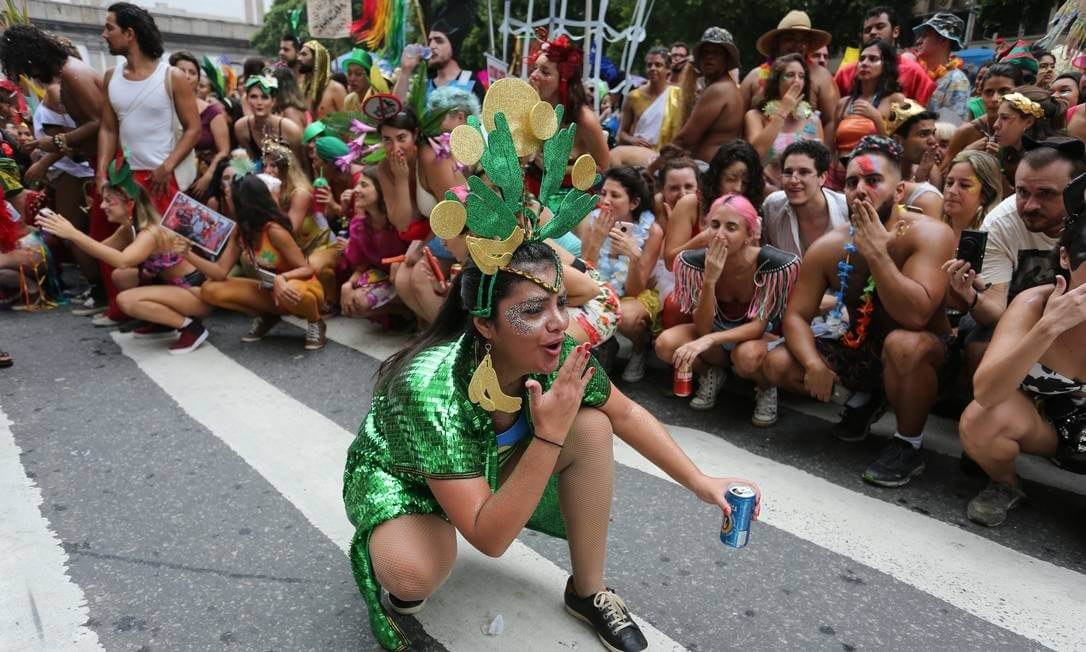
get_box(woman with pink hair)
[655,193,801,423]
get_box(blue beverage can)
[720,484,756,548]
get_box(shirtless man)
[671,27,745,163]
[299,40,346,119]
[741,11,839,131]
[763,135,956,488]
[0,24,105,308]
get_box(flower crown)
[1002,92,1046,119]
[429,77,599,317]
[530,29,584,103]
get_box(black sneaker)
[382,591,427,615]
[832,396,887,442]
[563,578,647,652]
[862,438,926,487]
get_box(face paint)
[855,155,878,176]
[503,300,543,336]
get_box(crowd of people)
[1,3,1084,650]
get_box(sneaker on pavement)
[563,578,647,652]
[832,396,886,442]
[304,319,327,350]
[133,323,176,339]
[752,386,778,427]
[240,315,281,343]
[91,312,126,328]
[620,348,647,383]
[967,481,1025,527]
[169,320,209,355]
[862,438,925,487]
[689,366,725,411]
[382,590,427,615]
[71,295,108,316]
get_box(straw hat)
[756,11,832,58]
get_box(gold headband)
[1002,92,1045,119]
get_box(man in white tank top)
[97,2,200,213]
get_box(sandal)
[0,351,12,368]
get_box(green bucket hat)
[315,136,350,163]
[302,120,328,145]
[341,48,373,72]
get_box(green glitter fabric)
[343,333,611,650]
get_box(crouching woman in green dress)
[343,238,762,651]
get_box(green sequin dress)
[343,333,611,650]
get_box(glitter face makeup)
[504,298,545,336]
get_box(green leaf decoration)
[539,188,598,242]
[363,148,386,164]
[479,113,523,219]
[320,111,370,139]
[288,8,303,38]
[466,176,518,239]
[420,108,451,138]
[538,107,575,205]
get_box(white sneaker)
[621,348,648,383]
[690,367,725,410]
[91,313,125,328]
[72,295,107,316]
[752,386,778,427]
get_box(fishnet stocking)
[369,513,458,601]
[555,408,614,598]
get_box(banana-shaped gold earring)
[468,343,523,413]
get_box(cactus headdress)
[429,77,599,318]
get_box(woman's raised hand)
[35,208,79,240]
[526,342,596,445]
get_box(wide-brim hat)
[913,12,965,49]
[756,11,831,58]
[695,27,740,69]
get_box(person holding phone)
[36,155,217,353]
[940,151,1004,305]
[959,184,1086,526]
[656,194,799,419]
[580,166,664,383]
[200,174,327,350]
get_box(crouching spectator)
[960,178,1086,526]
[338,167,406,321]
[762,136,956,487]
[655,194,799,419]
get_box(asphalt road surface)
[2,307,1084,652]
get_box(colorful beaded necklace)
[825,225,877,349]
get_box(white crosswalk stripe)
[0,407,103,652]
[111,333,685,651]
[283,318,1086,651]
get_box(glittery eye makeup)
[503,293,567,336]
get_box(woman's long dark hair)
[850,38,900,101]
[603,166,652,220]
[232,175,294,246]
[702,139,765,211]
[272,67,307,113]
[562,74,589,128]
[376,240,558,391]
[760,53,811,110]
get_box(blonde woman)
[37,157,222,354]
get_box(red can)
[673,364,693,397]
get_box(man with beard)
[740,11,838,132]
[671,27,744,163]
[834,7,935,107]
[0,24,110,315]
[298,40,346,118]
[279,33,301,81]
[763,136,956,487]
[954,138,1086,362]
[886,100,943,216]
[668,41,690,85]
[394,17,485,106]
